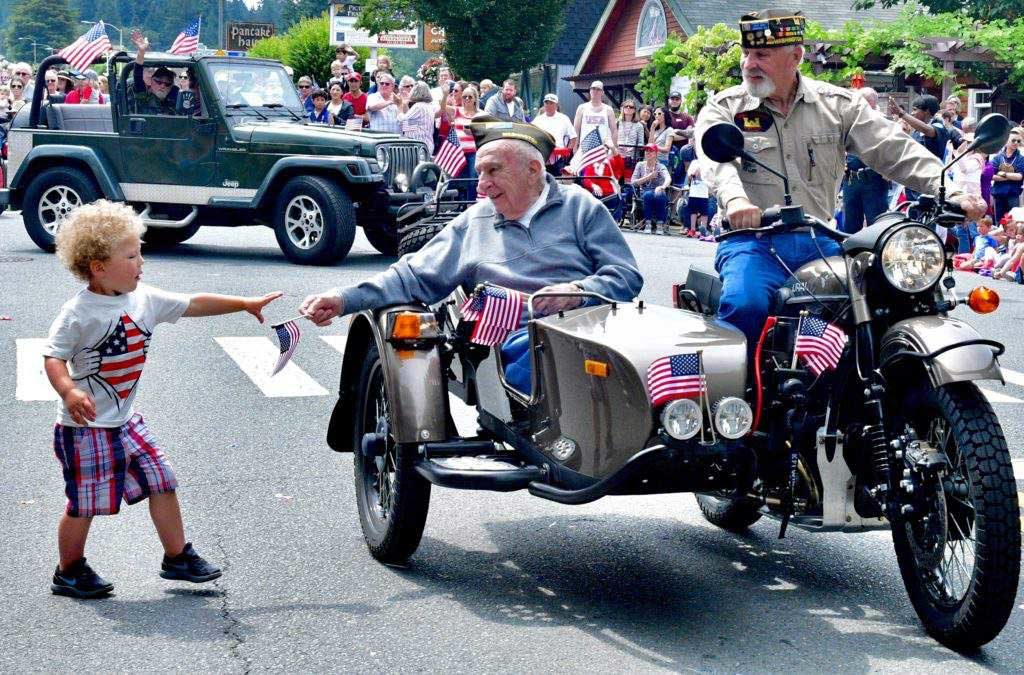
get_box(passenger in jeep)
[130,30,178,115]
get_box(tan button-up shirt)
[696,74,948,223]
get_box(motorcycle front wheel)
[891,382,1020,650]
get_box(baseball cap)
[543,93,558,103]
[669,91,681,98]
[346,72,361,82]
[644,143,659,152]
[589,80,603,90]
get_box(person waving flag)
[170,17,202,56]
[59,21,112,72]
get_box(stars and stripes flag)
[169,17,202,56]
[434,124,467,178]
[459,286,524,346]
[96,313,151,401]
[271,319,302,375]
[794,316,847,376]
[569,128,608,175]
[647,353,707,406]
[59,21,112,72]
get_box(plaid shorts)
[53,414,177,517]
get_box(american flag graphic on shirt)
[794,316,848,376]
[646,353,706,406]
[96,313,151,402]
[459,286,524,346]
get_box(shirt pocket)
[742,134,781,185]
[800,132,843,184]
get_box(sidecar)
[327,290,750,563]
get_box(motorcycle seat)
[678,267,721,316]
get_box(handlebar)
[717,207,849,243]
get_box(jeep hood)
[230,120,406,155]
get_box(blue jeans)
[714,232,843,355]
[459,152,477,201]
[841,175,889,233]
[501,328,531,393]
[641,189,668,222]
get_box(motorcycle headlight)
[713,397,752,440]
[880,226,944,293]
[660,398,703,440]
[417,144,429,163]
[375,146,389,173]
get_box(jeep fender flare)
[253,156,383,210]
[326,307,448,452]
[10,145,123,202]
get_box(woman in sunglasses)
[9,79,26,111]
[617,99,645,173]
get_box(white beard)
[742,74,776,99]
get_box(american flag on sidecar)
[459,286,524,346]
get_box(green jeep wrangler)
[0,50,446,264]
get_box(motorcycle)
[326,112,1019,650]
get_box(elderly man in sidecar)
[300,117,644,390]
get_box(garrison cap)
[740,9,805,49]
[469,114,555,159]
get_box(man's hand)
[300,293,344,326]
[654,185,665,195]
[243,291,284,324]
[957,194,988,222]
[69,348,101,378]
[63,388,96,426]
[130,30,149,53]
[887,97,903,119]
[532,283,584,316]
[725,197,762,230]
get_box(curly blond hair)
[55,200,145,282]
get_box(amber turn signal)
[391,312,422,339]
[584,359,609,377]
[967,286,1000,314]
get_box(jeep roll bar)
[28,51,127,128]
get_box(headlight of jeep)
[661,398,702,440]
[375,146,389,173]
[417,145,429,163]
[880,226,944,293]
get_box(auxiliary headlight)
[375,146,389,172]
[395,172,410,193]
[880,226,944,293]
[661,398,703,440]
[713,397,753,440]
[417,145,429,163]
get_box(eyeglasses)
[1011,139,1022,144]
[45,78,57,83]
[178,74,189,80]
[15,72,30,77]
[622,105,635,109]
[462,94,475,100]
[11,84,23,90]
[380,82,395,87]
[152,79,173,88]
[298,84,311,89]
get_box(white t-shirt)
[532,112,577,149]
[578,103,613,145]
[43,284,191,428]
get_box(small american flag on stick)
[271,318,302,376]
[647,353,707,406]
[435,124,467,178]
[569,128,608,175]
[170,17,201,56]
[794,316,847,376]
[459,286,523,346]
[59,21,112,72]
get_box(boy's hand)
[300,293,344,326]
[244,291,284,323]
[64,389,96,425]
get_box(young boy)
[43,200,281,598]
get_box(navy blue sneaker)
[159,543,222,583]
[51,558,114,598]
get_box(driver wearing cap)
[300,116,643,390]
[695,8,986,352]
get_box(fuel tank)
[776,256,850,314]
[531,302,747,479]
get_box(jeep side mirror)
[972,113,1012,155]
[700,122,746,163]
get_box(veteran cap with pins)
[469,114,556,160]
[739,9,805,49]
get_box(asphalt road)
[2,211,1024,673]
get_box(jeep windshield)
[209,62,303,117]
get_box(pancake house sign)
[227,22,275,51]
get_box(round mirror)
[973,113,1013,154]
[700,122,746,163]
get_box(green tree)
[637,24,742,110]
[851,0,1024,22]
[6,0,78,64]
[248,14,372,83]
[355,0,567,81]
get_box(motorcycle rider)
[695,9,986,355]
[299,117,643,390]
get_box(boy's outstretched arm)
[183,292,283,323]
[44,357,95,425]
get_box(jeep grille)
[384,144,420,187]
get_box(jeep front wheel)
[273,176,356,265]
[23,167,100,252]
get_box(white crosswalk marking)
[1012,459,1024,480]
[981,388,1024,404]
[319,335,347,354]
[215,337,328,398]
[1002,368,1024,388]
[15,339,59,401]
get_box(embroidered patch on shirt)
[734,110,774,133]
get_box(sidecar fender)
[880,316,1003,387]
[326,307,448,452]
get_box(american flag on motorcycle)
[459,286,523,346]
[97,313,151,401]
[794,316,847,375]
[271,319,301,375]
[647,353,706,406]
[435,125,467,178]
[569,128,608,175]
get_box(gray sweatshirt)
[332,174,643,314]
